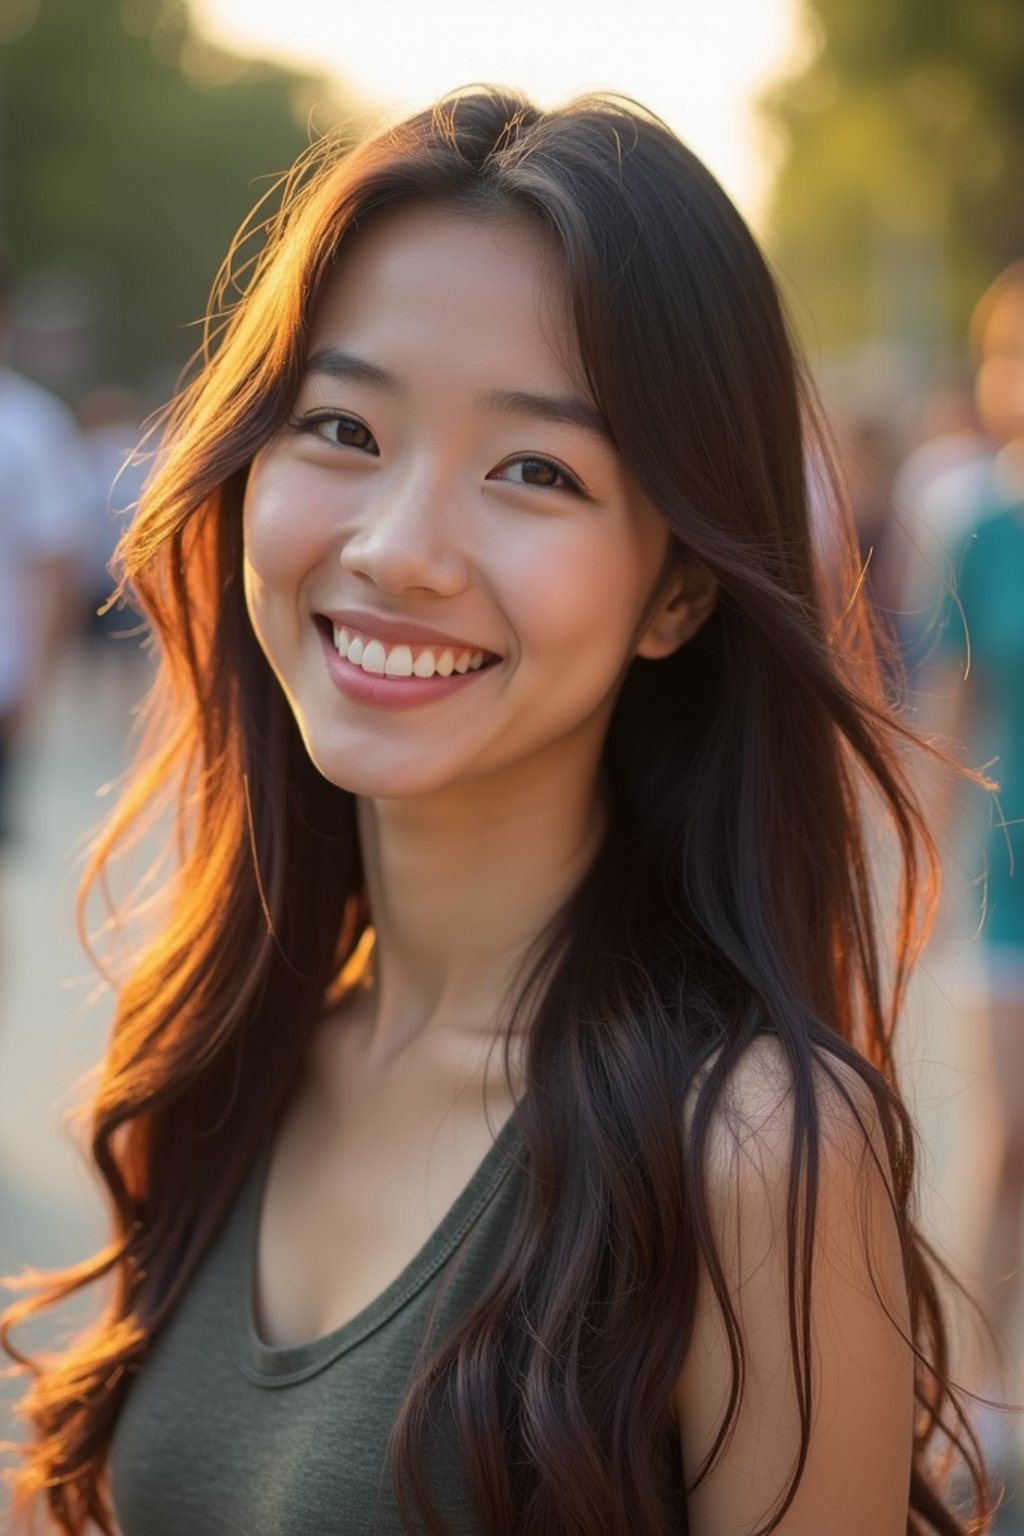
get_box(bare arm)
[673,1040,914,1536]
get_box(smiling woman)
[0,87,994,1536]
[242,203,696,804]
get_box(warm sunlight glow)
[192,0,807,230]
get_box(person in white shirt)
[0,258,91,845]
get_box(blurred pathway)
[0,644,1021,1530]
[0,644,146,1527]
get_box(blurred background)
[1,0,1023,1528]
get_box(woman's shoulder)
[687,1031,890,1198]
[682,1032,906,1308]
[673,1034,914,1534]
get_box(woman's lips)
[315,617,500,711]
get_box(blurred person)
[895,377,994,537]
[76,383,148,632]
[894,378,998,684]
[0,257,90,851]
[915,260,1024,1479]
[0,89,997,1536]
[842,413,907,656]
[73,384,152,714]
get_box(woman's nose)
[337,466,473,596]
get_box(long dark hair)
[1,85,992,1534]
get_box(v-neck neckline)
[229,1109,524,1388]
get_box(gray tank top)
[109,1111,684,1533]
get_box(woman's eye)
[292,412,380,455]
[490,455,585,496]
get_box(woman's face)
[242,203,681,800]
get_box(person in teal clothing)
[920,260,1024,1474]
[936,498,1024,955]
[0,88,995,1536]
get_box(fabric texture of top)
[109,1109,685,1534]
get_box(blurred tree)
[762,0,1024,364]
[0,0,368,389]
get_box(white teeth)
[361,639,387,674]
[384,645,413,677]
[330,623,493,681]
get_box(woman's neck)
[351,744,608,1068]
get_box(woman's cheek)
[512,530,641,674]
[240,466,322,676]
[242,467,314,596]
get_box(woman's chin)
[304,741,458,801]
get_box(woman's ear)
[634,556,719,661]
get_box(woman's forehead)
[305,204,582,386]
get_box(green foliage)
[761,0,1024,360]
[0,0,367,387]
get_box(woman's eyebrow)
[482,387,614,448]
[304,346,615,448]
[306,347,395,392]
